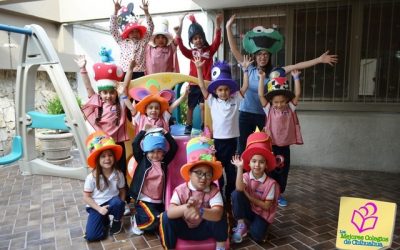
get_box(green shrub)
[46,96,82,115]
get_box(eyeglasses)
[191,170,213,180]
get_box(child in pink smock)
[258,68,303,207]
[110,0,154,78]
[145,18,179,74]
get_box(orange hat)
[134,94,170,115]
[242,131,278,172]
[180,136,222,182]
[86,131,123,168]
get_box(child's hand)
[231,154,243,169]
[226,14,236,28]
[216,13,223,28]
[319,50,338,66]
[193,55,205,69]
[258,69,266,79]
[182,85,189,97]
[98,205,109,215]
[113,0,122,15]
[184,205,200,221]
[74,55,86,69]
[140,0,149,15]
[128,60,136,72]
[291,69,301,78]
[240,54,253,69]
[179,13,188,24]
[116,82,127,95]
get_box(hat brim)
[149,32,173,47]
[242,147,276,172]
[207,79,239,94]
[121,25,147,40]
[135,94,169,115]
[180,160,223,182]
[265,90,295,102]
[87,144,123,168]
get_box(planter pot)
[36,131,74,164]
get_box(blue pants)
[231,191,270,242]
[215,138,237,201]
[270,145,290,193]
[160,212,228,249]
[85,196,125,241]
[135,201,164,232]
[238,111,266,154]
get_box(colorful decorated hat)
[86,131,123,168]
[180,136,222,182]
[242,131,278,172]
[117,2,147,40]
[149,18,173,47]
[265,67,295,101]
[188,14,208,47]
[207,61,239,94]
[242,26,284,54]
[142,130,167,152]
[93,62,124,91]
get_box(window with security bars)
[224,0,400,105]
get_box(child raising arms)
[230,131,281,243]
[258,68,303,207]
[194,55,252,201]
[160,136,228,250]
[175,13,223,134]
[83,131,126,241]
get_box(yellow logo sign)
[336,197,397,249]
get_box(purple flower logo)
[351,202,378,233]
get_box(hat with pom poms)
[188,14,208,47]
[93,63,124,91]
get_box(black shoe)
[184,125,192,135]
[110,220,122,235]
[200,123,204,130]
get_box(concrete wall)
[292,111,400,173]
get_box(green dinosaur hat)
[242,26,284,54]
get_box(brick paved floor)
[0,163,399,250]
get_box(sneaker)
[232,223,247,243]
[110,220,122,235]
[124,204,131,216]
[131,216,144,235]
[278,196,288,207]
[184,125,192,135]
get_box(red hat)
[93,63,124,91]
[121,22,147,40]
[242,132,279,172]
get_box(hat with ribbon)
[93,62,124,91]
[149,18,173,47]
[86,131,123,168]
[242,131,282,172]
[117,2,147,40]
[180,136,222,182]
[207,61,239,94]
[265,67,295,101]
[188,14,209,47]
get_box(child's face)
[146,101,161,119]
[249,154,267,178]
[147,149,164,162]
[154,34,168,47]
[215,85,231,100]
[128,29,141,40]
[98,149,115,169]
[255,50,270,67]
[271,95,289,111]
[190,165,213,191]
[100,89,118,105]
[191,34,204,49]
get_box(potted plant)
[36,95,82,164]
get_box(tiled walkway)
[0,163,399,250]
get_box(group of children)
[79,1,338,248]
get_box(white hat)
[149,18,173,47]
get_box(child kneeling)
[160,136,228,250]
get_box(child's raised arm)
[169,85,189,113]
[291,70,301,106]
[119,60,137,115]
[283,50,338,73]
[226,15,243,63]
[232,154,245,191]
[193,56,208,98]
[239,55,253,95]
[113,0,121,15]
[257,70,268,107]
[74,55,95,97]
[175,13,187,38]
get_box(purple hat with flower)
[207,61,239,94]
